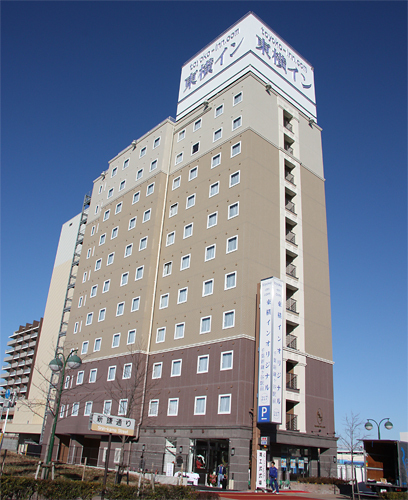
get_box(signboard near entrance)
[88,413,135,436]
[256,449,267,489]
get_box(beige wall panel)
[298,117,324,179]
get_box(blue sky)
[1,2,407,443]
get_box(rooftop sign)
[177,12,316,119]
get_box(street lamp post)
[45,350,82,469]
[364,418,393,440]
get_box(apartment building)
[42,13,335,489]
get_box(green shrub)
[0,477,37,500]
[297,476,348,486]
[379,492,408,499]
[78,482,102,500]
[37,479,81,500]
[104,484,138,500]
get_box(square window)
[184,223,193,238]
[135,266,144,280]
[178,130,185,141]
[167,398,179,416]
[230,171,240,187]
[191,142,199,155]
[77,371,84,385]
[171,359,182,376]
[119,180,126,191]
[103,210,110,221]
[232,116,242,130]
[72,403,79,416]
[207,212,217,228]
[94,338,102,352]
[125,244,133,257]
[147,182,155,195]
[203,279,214,296]
[112,333,121,347]
[108,366,116,382]
[81,341,89,355]
[139,236,148,250]
[127,329,136,344]
[200,316,211,334]
[102,280,110,293]
[177,288,188,304]
[228,202,239,219]
[132,191,140,204]
[123,158,129,169]
[175,152,183,165]
[225,271,237,290]
[174,322,185,339]
[116,302,125,316]
[143,209,151,223]
[156,327,166,343]
[137,168,143,180]
[118,399,128,415]
[123,364,132,380]
[86,313,93,326]
[111,226,118,239]
[152,363,162,379]
[197,355,209,374]
[84,401,93,416]
[111,167,118,177]
[129,217,136,230]
[221,351,233,370]
[205,244,216,261]
[131,297,140,312]
[215,104,224,117]
[163,261,172,276]
[189,166,198,181]
[99,234,106,246]
[180,254,190,270]
[148,399,159,416]
[172,176,181,190]
[233,92,242,105]
[218,394,231,414]
[213,128,222,142]
[211,153,221,168]
[89,369,97,383]
[139,147,146,158]
[95,258,102,271]
[153,137,161,149]
[166,231,175,246]
[194,396,207,415]
[121,272,129,286]
[186,194,196,209]
[231,142,241,157]
[98,308,106,322]
[193,119,201,131]
[169,203,178,217]
[107,252,114,265]
[227,235,238,253]
[103,400,112,415]
[108,188,113,199]
[223,310,235,329]
[115,202,122,215]
[159,293,169,309]
[209,182,219,197]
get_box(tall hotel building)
[46,13,335,489]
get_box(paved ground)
[218,491,349,500]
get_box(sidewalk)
[218,491,350,500]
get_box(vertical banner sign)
[256,449,267,489]
[258,277,283,424]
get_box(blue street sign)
[5,389,10,400]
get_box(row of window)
[167,199,239,224]
[172,168,240,191]
[60,398,128,418]
[175,141,241,166]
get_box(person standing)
[269,461,279,494]
[217,463,225,488]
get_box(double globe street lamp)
[45,350,82,468]
[364,418,393,440]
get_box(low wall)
[291,481,340,495]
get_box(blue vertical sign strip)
[258,277,283,424]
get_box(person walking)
[217,463,225,488]
[269,461,279,494]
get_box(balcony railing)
[284,143,294,155]
[286,414,298,431]
[285,231,296,245]
[286,373,298,390]
[286,297,297,313]
[285,170,295,184]
[285,200,296,213]
[286,263,297,278]
[284,121,293,132]
[286,334,297,350]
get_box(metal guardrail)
[286,334,297,350]
[286,263,297,278]
[286,414,298,431]
[285,171,295,184]
[285,200,296,213]
[285,231,296,244]
[286,298,297,313]
[286,373,298,390]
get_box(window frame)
[194,396,207,416]
[169,203,178,217]
[172,176,181,190]
[89,368,97,383]
[218,394,232,414]
[186,193,196,209]
[225,271,237,290]
[143,209,151,223]
[99,234,106,246]
[103,209,110,221]
[226,235,238,254]
[177,129,185,142]
[131,297,140,313]
[231,141,241,157]
[171,359,182,377]
[166,231,175,246]
[211,153,221,168]
[112,333,121,348]
[107,365,117,381]
[207,212,218,228]
[228,201,239,220]
[135,266,144,280]
[189,166,198,181]
[153,137,161,149]
[180,254,191,271]
[223,310,235,329]
[121,272,129,287]
[191,142,200,155]
[200,316,212,334]
[177,287,188,304]
[139,236,148,250]
[215,104,224,117]
[146,182,155,195]
[232,115,242,131]
[193,119,201,131]
[175,152,183,165]
[167,398,179,416]
[163,261,172,277]
[132,191,140,204]
[86,312,93,326]
[90,285,97,298]
[202,278,214,297]
[95,258,102,271]
[84,401,93,416]
[111,226,118,239]
[115,202,122,215]
[152,362,162,379]
[197,354,209,374]
[128,217,136,230]
[124,243,133,258]
[102,279,110,293]
[94,338,102,352]
[205,244,216,262]
[233,92,243,106]
[148,399,159,417]
[98,308,106,322]
[118,399,128,416]
[174,322,185,339]
[127,329,136,344]
[159,293,169,309]
[183,223,193,239]
[116,302,125,317]
[209,181,219,197]
[123,364,132,380]
[220,350,234,371]
[213,128,222,142]
[230,170,240,187]
[156,327,166,343]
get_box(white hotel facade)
[39,13,335,489]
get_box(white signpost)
[256,449,267,489]
[89,413,136,436]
